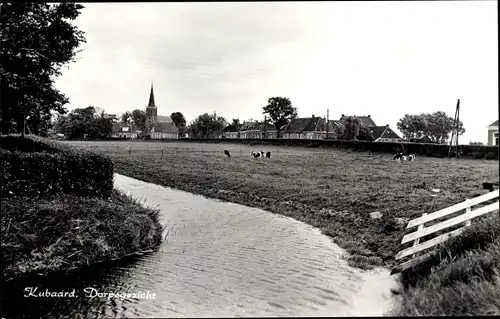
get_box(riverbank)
[65,140,499,270]
[0,134,164,284]
[1,189,164,283]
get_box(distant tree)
[171,112,187,136]
[121,111,133,124]
[397,112,464,144]
[188,112,227,138]
[54,106,112,139]
[469,141,483,146]
[357,125,375,141]
[1,3,86,136]
[262,96,298,138]
[335,116,361,140]
[131,109,146,131]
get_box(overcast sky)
[55,1,498,143]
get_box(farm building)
[142,83,179,139]
[281,115,335,139]
[242,122,277,139]
[112,122,140,139]
[237,121,259,139]
[369,125,404,143]
[221,123,242,139]
[487,120,499,146]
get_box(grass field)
[66,140,499,271]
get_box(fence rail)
[391,189,499,275]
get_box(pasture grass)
[1,189,164,283]
[65,140,499,271]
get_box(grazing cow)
[408,154,415,161]
[266,151,271,158]
[224,150,231,157]
[393,152,404,160]
[251,151,262,158]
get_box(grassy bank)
[1,189,164,283]
[388,214,500,316]
[66,140,499,271]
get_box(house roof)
[151,122,178,134]
[112,122,137,134]
[489,120,499,127]
[157,115,173,123]
[369,125,401,140]
[339,114,377,127]
[222,124,240,132]
[284,117,333,133]
[247,122,277,132]
[239,121,258,131]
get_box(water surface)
[1,174,399,318]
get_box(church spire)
[148,82,156,107]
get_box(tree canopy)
[188,112,227,138]
[397,111,465,143]
[0,2,86,136]
[262,97,298,138]
[54,106,113,139]
[334,116,374,141]
[171,112,187,136]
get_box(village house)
[487,120,499,146]
[369,125,404,143]
[245,122,277,139]
[111,122,140,139]
[281,115,335,139]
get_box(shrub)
[0,134,72,154]
[1,135,114,198]
[1,190,164,282]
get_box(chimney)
[386,124,389,127]
[368,115,371,118]
[312,114,315,118]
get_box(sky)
[55,1,498,144]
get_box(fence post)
[464,199,472,227]
[128,147,131,158]
[412,212,427,258]
[161,147,164,159]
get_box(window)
[495,132,499,146]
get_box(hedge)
[1,135,114,198]
[180,138,499,160]
[0,134,72,154]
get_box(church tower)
[145,82,158,127]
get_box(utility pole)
[264,115,267,139]
[448,99,460,158]
[456,99,460,158]
[326,109,329,139]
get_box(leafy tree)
[357,125,375,141]
[121,111,133,124]
[397,112,464,143]
[54,106,113,139]
[188,112,227,138]
[469,141,483,146]
[171,112,187,136]
[0,3,86,136]
[131,109,146,131]
[335,116,361,140]
[263,96,298,138]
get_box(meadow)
[67,140,499,270]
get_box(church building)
[143,83,179,139]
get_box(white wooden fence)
[391,189,499,275]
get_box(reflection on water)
[1,174,399,318]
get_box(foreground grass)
[1,189,164,283]
[67,140,498,271]
[388,214,500,316]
